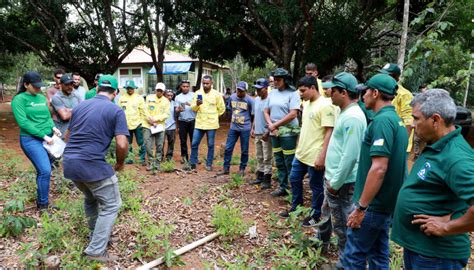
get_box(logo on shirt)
[30,102,46,107]
[373,138,384,146]
[417,162,431,181]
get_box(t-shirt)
[63,95,129,182]
[165,100,176,130]
[264,88,300,127]
[295,96,337,167]
[353,105,408,213]
[358,100,374,124]
[175,92,196,122]
[85,87,97,100]
[11,92,55,139]
[325,103,367,190]
[392,128,474,260]
[229,93,254,131]
[252,96,268,135]
[51,90,82,137]
[73,86,86,101]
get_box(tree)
[0,0,145,84]
[397,0,410,71]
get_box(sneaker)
[84,251,119,262]
[302,216,320,227]
[205,165,213,172]
[279,210,291,218]
[270,188,288,197]
[216,170,229,176]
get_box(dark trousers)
[163,129,176,161]
[128,126,145,161]
[271,135,297,190]
[178,120,195,160]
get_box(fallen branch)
[136,232,220,270]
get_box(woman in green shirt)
[11,71,61,211]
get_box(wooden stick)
[136,232,220,270]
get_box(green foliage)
[0,149,24,179]
[0,52,52,86]
[389,242,404,269]
[247,158,257,174]
[133,216,184,267]
[225,173,245,189]
[182,197,193,206]
[0,200,36,237]
[160,159,176,173]
[118,170,142,213]
[211,200,247,240]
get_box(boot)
[249,171,264,185]
[261,174,272,189]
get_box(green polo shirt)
[358,100,374,124]
[392,127,474,260]
[85,87,97,100]
[353,105,408,213]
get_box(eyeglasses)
[55,76,62,79]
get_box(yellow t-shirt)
[191,89,226,130]
[142,94,170,129]
[118,93,145,130]
[392,84,414,151]
[295,96,337,166]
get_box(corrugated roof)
[122,47,197,64]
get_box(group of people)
[11,60,473,267]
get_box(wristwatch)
[355,201,368,212]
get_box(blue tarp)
[147,62,192,75]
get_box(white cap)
[155,82,166,90]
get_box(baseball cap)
[322,81,335,88]
[379,63,401,76]
[253,78,269,89]
[124,80,138,89]
[98,74,118,90]
[155,82,166,91]
[60,74,74,84]
[330,72,358,93]
[94,73,103,80]
[364,74,398,95]
[23,71,45,88]
[236,81,248,91]
[271,68,290,78]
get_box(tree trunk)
[195,58,204,90]
[397,0,409,73]
[142,0,159,85]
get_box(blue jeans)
[403,249,467,270]
[343,210,392,270]
[289,158,324,218]
[223,129,250,171]
[190,129,216,167]
[20,135,52,207]
[73,175,122,256]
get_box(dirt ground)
[1,99,473,269]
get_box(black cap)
[23,71,45,88]
[60,74,74,84]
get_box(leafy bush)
[211,200,247,240]
[161,159,176,173]
[0,200,36,237]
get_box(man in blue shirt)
[63,74,129,262]
[217,81,254,176]
[163,89,177,161]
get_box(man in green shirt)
[85,73,103,100]
[316,72,367,267]
[342,74,408,269]
[392,89,473,269]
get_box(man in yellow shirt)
[142,82,170,172]
[305,63,326,97]
[279,75,336,228]
[189,75,226,171]
[118,80,146,165]
[380,63,414,151]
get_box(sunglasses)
[55,76,62,79]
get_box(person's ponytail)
[15,77,27,96]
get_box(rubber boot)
[249,171,264,185]
[261,174,272,189]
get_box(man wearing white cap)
[142,82,170,172]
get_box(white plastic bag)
[43,135,66,158]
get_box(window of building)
[118,67,143,88]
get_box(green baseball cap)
[365,74,398,95]
[271,68,290,78]
[379,63,401,76]
[124,80,138,89]
[330,72,358,93]
[98,74,118,90]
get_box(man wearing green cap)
[118,80,146,165]
[317,72,367,266]
[264,68,301,197]
[343,73,408,269]
[63,74,129,262]
[381,63,414,152]
[391,89,473,270]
